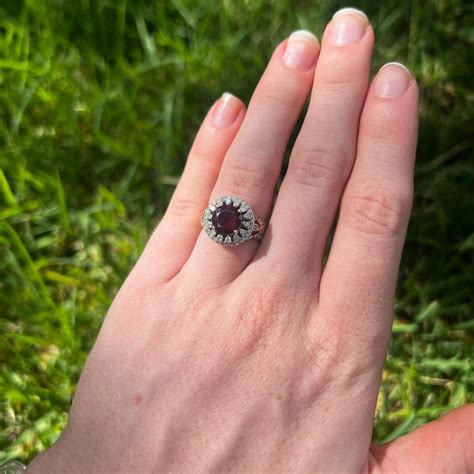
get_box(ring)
[201,196,266,246]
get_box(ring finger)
[184,31,321,285]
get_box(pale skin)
[29,8,473,474]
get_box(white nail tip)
[221,92,235,101]
[333,7,369,23]
[288,30,319,43]
[379,62,412,76]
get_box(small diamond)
[243,211,252,220]
[233,235,241,244]
[224,236,232,245]
[232,198,242,207]
[216,235,223,243]
[216,198,223,206]
[224,197,232,205]
[204,210,212,219]
[209,204,216,212]
[241,221,251,229]
[239,203,249,212]
[239,228,247,236]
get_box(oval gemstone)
[212,204,241,235]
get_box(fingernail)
[212,93,242,128]
[330,8,369,45]
[374,62,412,98]
[283,30,319,71]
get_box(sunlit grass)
[1,0,473,463]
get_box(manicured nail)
[283,30,319,71]
[374,62,412,98]
[330,8,369,45]
[212,93,242,128]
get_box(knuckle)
[362,128,411,161]
[303,319,374,392]
[167,194,203,218]
[188,124,221,162]
[361,109,417,159]
[363,120,402,145]
[289,144,346,190]
[302,344,339,390]
[317,69,356,89]
[317,49,369,89]
[317,72,360,92]
[317,82,358,103]
[235,287,276,348]
[301,323,347,391]
[230,279,288,358]
[220,153,270,198]
[256,76,300,110]
[188,149,219,168]
[343,184,411,238]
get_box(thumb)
[369,404,474,473]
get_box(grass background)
[0,0,473,464]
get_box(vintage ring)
[201,196,266,246]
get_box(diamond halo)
[201,196,260,246]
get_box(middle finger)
[259,8,374,284]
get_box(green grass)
[0,0,473,464]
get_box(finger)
[185,31,320,284]
[131,94,245,285]
[370,405,474,473]
[318,63,419,378]
[259,8,373,281]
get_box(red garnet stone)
[212,204,241,235]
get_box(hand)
[29,8,473,473]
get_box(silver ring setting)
[201,196,265,246]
